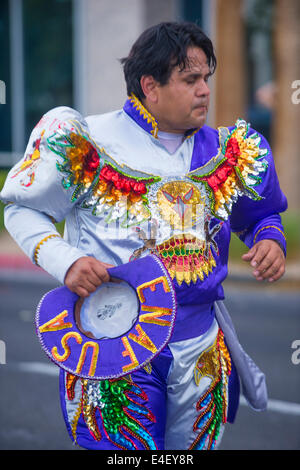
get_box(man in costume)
[1,22,287,450]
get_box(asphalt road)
[0,273,299,451]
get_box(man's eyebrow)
[179,70,212,78]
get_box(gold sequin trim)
[185,128,199,140]
[129,93,159,138]
[253,225,286,244]
[34,234,61,265]
[71,402,82,445]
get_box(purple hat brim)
[35,254,176,379]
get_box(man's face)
[152,47,211,133]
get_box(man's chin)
[191,109,208,128]
[190,116,207,130]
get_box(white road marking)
[17,361,59,376]
[11,361,300,417]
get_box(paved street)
[0,272,299,450]
[220,280,300,450]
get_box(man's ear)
[140,75,159,103]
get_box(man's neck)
[157,130,184,154]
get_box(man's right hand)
[64,256,114,298]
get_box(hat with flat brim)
[35,254,176,380]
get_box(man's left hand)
[241,239,285,282]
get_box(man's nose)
[196,80,210,97]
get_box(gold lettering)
[121,336,139,373]
[139,305,172,326]
[51,332,82,362]
[137,276,170,303]
[128,324,157,353]
[39,310,73,333]
[75,342,99,377]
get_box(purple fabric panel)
[227,359,240,423]
[189,125,220,171]
[150,343,173,380]
[169,303,215,342]
[174,276,226,306]
[239,213,287,255]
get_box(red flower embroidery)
[205,137,240,193]
[99,165,148,195]
[83,148,100,172]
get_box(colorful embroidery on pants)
[190,329,231,450]
[66,373,157,450]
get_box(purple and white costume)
[0,94,287,450]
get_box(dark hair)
[120,22,217,100]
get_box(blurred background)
[0,0,299,451]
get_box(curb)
[0,254,42,271]
[0,254,299,285]
[0,254,58,285]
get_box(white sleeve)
[0,106,100,283]
[4,204,86,284]
[0,106,93,221]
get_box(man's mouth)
[194,104,208,111]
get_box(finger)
[266,262,285,282]
[91,267,110,284]
[73,261,110,286]
[241,245,258,262]
[257,259,281,281]
[90,261,111,283]
[90,258,114,269]
[72,285,90,298]
[67,271,99,291]
[84,270,104,287]
[81,278,99,293]
[269,264,285,282]
[254,252,285,281]
[101,262,115,268]
[67,270,100,292]
[249,244,270,270]
[253,242,284,276]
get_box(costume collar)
[123,93,198,140]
